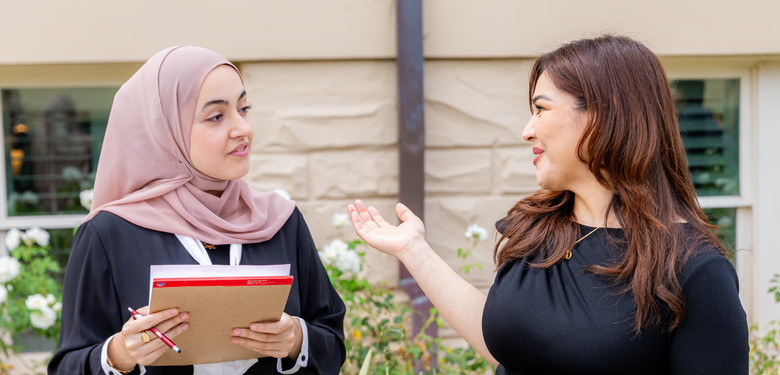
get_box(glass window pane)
[704,207,737,255]
[672,79,740,197]
[3,87,116,216]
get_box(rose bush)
[0,227,62,373]
[320,213,493,374]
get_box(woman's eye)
[207,113,223,122]
[533,105,544,115]
[239,105,252,115]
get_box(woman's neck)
[572,183,618,227]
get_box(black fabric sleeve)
[668,255,749,375]
[48,221,125,374]
[292,210,346,374]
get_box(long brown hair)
[494,35,726,332]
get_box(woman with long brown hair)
[348,35,748,374]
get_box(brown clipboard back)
[148,276,293,366]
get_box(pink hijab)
[85,45,295,244]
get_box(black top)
[49,209,346,375]
[482,223,748,375]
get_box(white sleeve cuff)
[276,317,309,374]
[101,334,146,375]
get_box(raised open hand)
[347,199,426,261]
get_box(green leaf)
[358,347,373,375]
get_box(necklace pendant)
[564,250,573,260]
[201,241,216,250]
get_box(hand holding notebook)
[147,264,293,366]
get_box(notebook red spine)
[152,275,293,288]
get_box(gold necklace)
[564,226,601,260]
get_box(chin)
[216,169,249,181]
[230,171,250,181]
[536,179,560,192]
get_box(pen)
[128,307,182,353]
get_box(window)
[1,86,116,352]
[670,76,749,256]
[671,78,743,250]
[2,87,116,218]
[674,79,740,197]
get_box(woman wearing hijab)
[348,35,748,374]
[48,46,346,375]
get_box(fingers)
[348,200,378,237]
[231,314,300,358]
[349,199,419,225]
[367,206,389,226]
[395,202,417,223]
[153,312,190,337]
[353,199,375,224]
[347,202,363,227]
[348,199,391,225]
[124,308,187,340]
[127,307,180,331]
[118,307,189,366]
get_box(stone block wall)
[241,60,402,285]
[240,58,542,344]
[421,61,539,344]
[423,59,537,290]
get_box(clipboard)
[148,267,293,366]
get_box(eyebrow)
[200,90,247,110]
[531,94,552,104]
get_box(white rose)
[320,239,348,265]
[0,257,21,283]
[335,249,361,274]
[0,286,7,304]
[331,213,349,228]
[319,250,334,265]
[319,247,337,266]
[79,189,94,211]
[464,224,489,242]
[325,239,348,253]
[23,227,50,247]
[4,228,21,251]
[46,294,56,305]
[273,188,291,200]
[30,306,57,329]
[26,294,48,311]
[52,302,62,312]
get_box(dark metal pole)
[397,0,436,350]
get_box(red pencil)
[128,307,182,353]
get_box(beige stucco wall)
[0,0,397,64]
[2,0,780,64]
[423,0,780,57]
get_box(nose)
[229,112,253,140]
[521,116,536,142]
